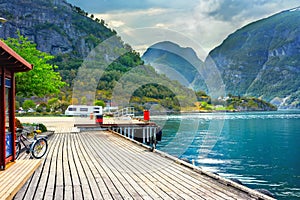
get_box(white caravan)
[64,105,102,116]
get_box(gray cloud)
[67,0,300,55]
[202,0,299,21]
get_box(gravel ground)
[17,116,81,133]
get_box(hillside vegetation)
[207,8,300,109]
[0,0,196,113]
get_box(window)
[68,107,76,111]
[0,77,11,88]
[80,108,88,112]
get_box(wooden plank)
[88,132,178,199]
[54,134,65,200]
[109,136,221,199]
[0,161,32,193]
[88,131,169,199]
[68,134,84,200]
[73,134,103,199]
[0,160,40,200]
[39,134,62,199]
[166,165,253,200]
[81,132,146,200]
[75,134,121,200]
[70,134,93,200]
[95,132,186,199]
[80,134,133,200]
[62,134,73,200]
[82,132,134,199]
[103,132,184,199]
[14,134,59,200]
[109,131,239,199]
[108,130,257,199]
[130,144,250,200]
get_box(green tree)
[3,32,66,97]
[94,100,105,107]
[36,102,49,113]
[53,101,69,113]
[47,97,59,112]
[81,96,87,105]
[15,101,20,110]
[48,98,59,106]
[22,100,36,110]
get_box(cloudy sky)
[67,0,299,59]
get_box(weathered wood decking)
[0,160,41,200]
[14,131,274,200]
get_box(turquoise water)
[153,110,300,200]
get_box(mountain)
[0,0,118,85]
[142,41,207,92]
[0,0,196,111]
[207,7,300,109]
[0,0,114,57]
[143,8,300,109]
[141,42,277,111]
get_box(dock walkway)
[15,131,274,200]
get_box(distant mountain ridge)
[142,8,300,109]
[207,7,300,108]
[142,41,207,91]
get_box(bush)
[22,122,48,133]
[22,100,36,111]
[37,123,47,132]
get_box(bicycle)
[15,127,48,159]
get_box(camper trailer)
[65,105,102,116]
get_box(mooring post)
[143,128,145,143]
[147,127,150,143]
[132,127,134,139]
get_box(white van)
[65,105,102,116]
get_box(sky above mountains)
[67,0,300,59]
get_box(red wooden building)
[0,40,32,169]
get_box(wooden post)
[9,74,16,162]
[0,68,6,169]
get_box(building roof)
[0,40,33,72]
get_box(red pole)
[144,110,150,121]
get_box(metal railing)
[113,107,135,118]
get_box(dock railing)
[113,107,135,118]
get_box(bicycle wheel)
[16,142,21,159]
[31,138,48,159]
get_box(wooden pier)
[14,131,274,200]
[75,116,162,144]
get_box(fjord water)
[153,110,300,200]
